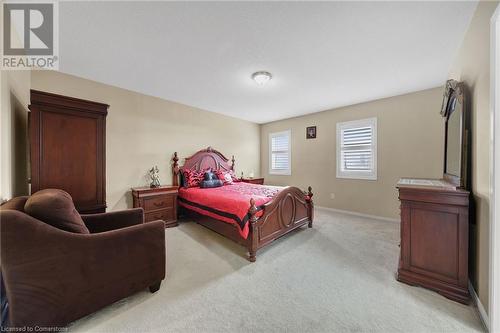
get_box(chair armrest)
[1,210,165,327]
[81,208,144,233]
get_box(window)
[269,130,291,175]
[337,118,377,180]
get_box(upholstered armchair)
[0,189,166,329]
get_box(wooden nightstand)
[132,185,178,228]
[240,178,264,185]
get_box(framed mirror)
[442,80,470,189]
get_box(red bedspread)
[178,182,283,239]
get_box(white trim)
[315,205,398,223]
[269,129,291,176]
[336,117,378,181]
[490,5,500,333]
[470,281,490,332]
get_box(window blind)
[337,118,377,180]
[269,130,291,174]
[341,126,373,171]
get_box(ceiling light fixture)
[252,71,272,85]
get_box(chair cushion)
[24,189,90,234]
[0,196,29,212]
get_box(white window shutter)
[337,118,377,180]
[269,130,291,175]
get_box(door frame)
[490,4,500,333]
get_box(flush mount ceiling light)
[252,71,272,85]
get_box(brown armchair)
[0,190,166,328]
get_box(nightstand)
[131,185,178,228]
[240,178,264,185]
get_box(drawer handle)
[153,201,166,207]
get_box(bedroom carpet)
[68,208,484,332]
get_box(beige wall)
[31,71,260,211]
[0,70,31,201]
[261,87,445,219]
[448,0,499,313]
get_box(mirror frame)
[440,79,455,117]
[442,80,470,189]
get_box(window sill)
[336,173,377,181]
[269,171,291,176]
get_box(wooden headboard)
[172,147,235,186]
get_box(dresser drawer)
[144,195,174,211]
[145,209,175,223]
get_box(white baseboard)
[315,206,399,223]
[469,281,489,332]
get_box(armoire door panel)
[40,111,98,205]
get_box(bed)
[172,147,314,262]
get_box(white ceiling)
[59,1,477,124]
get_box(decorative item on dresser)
[240,177,264,185]
[172,147,313,262]
[132,186,179,228]
[149,166,161,188]
[396,80,471,304]
[29,90,108,214]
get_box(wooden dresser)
[396,80,472,304]
[29,90,108,214]
[132,186,178,228]
[397,179,470,304]
[241,178,264,185]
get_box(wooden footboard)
[247,186,313,262]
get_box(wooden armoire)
[29,90,108,213]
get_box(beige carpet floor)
[69,208,484,332]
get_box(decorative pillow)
[182,168,206,188]
[215,170,233,185]
[204,170,218,181]
[229,170,241,182]
[200,179,223,188]
[214,169,224,180]
[182,169,199,188]
[223,173,234,184]
[24,189,90,234]
[215,169,242,184]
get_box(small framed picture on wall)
[306,126,316,139]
